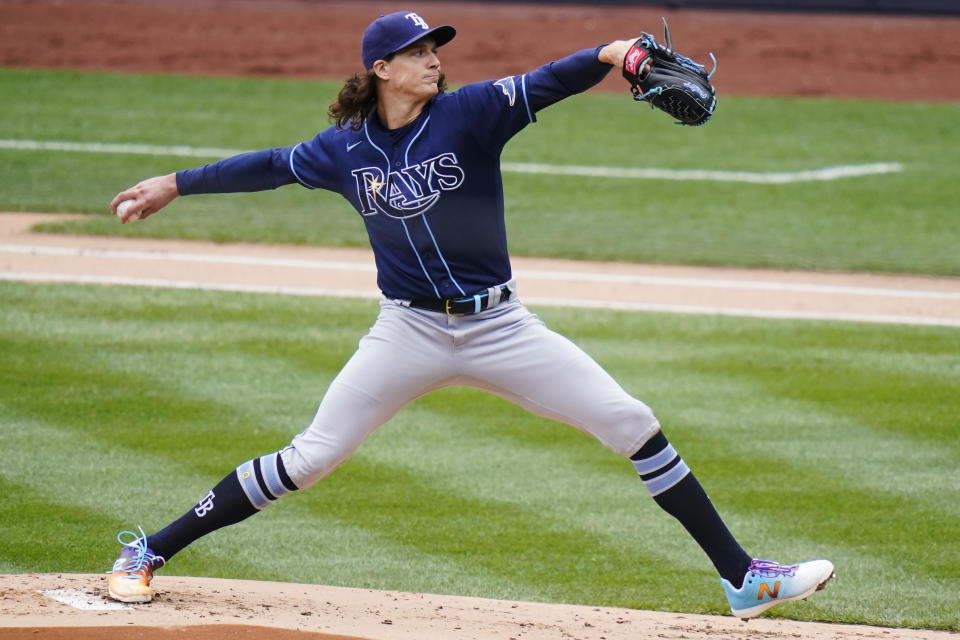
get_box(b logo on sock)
[194,490,216,517]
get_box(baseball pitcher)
[107,10,832,620]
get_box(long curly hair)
[327,67,448,131]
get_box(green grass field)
[1,67,959,630]
[2,68,960,274]
[1,283,957,629]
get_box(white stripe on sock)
[643,460,691,497]
[236,460,271,510]
[632,443,678,475]
[258,453,291,499]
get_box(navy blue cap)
[361,11,456,70]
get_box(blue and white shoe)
[721,558,834,619]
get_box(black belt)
[409,285,513,316]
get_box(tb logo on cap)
[404,12,429,30]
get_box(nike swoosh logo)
[346,141,362,152]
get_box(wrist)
[598,39,631,68]
[166,173,181,197]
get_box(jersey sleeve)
[176,147,297,195]
[525,46,613,111]
[453,46,612,153]
[285,128,346,192]
[175,128,342,195]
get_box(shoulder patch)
[493,76,517,107]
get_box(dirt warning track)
[3,214,960,327]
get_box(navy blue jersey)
[177,47,611,300]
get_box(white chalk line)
[0,243,378,273]
[2,271,380,300]
[2,243,956,301]
[520,268,959,300]
[40,588,128,611]
[499,161,903,183]
[4,272,959,328]
[0,139,902,183]
[0,139,243,160]
[522,296,960,328]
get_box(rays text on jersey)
[351,152,465,218]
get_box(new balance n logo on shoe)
[758,580,781,600]
[194,490,216,517]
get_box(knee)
[278,437,351,490]
[604,400,660,457]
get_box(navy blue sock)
[631,431,752,588]
[147,452,298,561]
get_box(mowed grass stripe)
[0,418,224,518]
[0,476,122,573]
[2,281,958,629]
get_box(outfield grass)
[2,68,960,275]
[1,281,957,629]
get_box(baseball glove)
[622,19,717,126]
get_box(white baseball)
[117,199,142,222]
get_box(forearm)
[524,47,613,112]
[548,46,614,94]
[176,147,296,195]
[524,47,608,107]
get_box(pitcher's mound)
[0,573,948,640]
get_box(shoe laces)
[109,526,164,576]
[749,559,798,578]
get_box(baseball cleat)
[721,558,834,620]
[107,527,165,603]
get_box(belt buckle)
[445,295,473,316]
[445,298,466,316]
[445,291,494,316]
